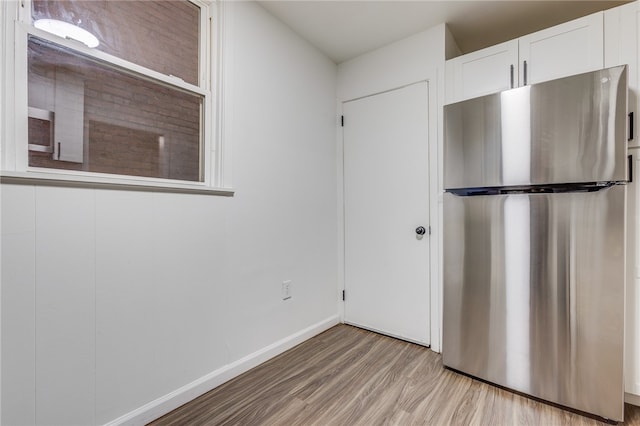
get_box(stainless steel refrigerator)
[443,65,628,422]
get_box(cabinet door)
[605,2,639,148]
[445,40,518,104]
[519,12,603,86]
[53,71,85,163]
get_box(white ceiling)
[257,0,629,64]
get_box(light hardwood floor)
[150,325,640,425]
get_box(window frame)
[0,0,232,194]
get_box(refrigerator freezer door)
[444,66,627,190]
[442,185,625,421]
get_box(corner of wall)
[104,315,339,426]
[444,24,462,60]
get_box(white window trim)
[0,0,233,195]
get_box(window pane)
[28,36,204,182]
[32,0,200,86]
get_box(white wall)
[338,24,446,101]
[0,2,338,424]
[336,24,447,352]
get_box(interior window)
[24,0,206,183]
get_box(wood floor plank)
[448,378,485,424]
[289,330,380,402]
[413,367,474,424]
[321,342,420,425]
[149,325,640,426]
[292,337,408,425]
[383,408,422,426]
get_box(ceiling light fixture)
[34,19,99,48]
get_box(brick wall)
[88,121,162,178]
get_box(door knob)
[416,226,426,236]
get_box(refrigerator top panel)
[444,65,627,190]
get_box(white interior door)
[343,82,430,345]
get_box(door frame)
[337,70,442,352]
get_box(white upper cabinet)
[445,40,518,104]
[53,71,85,163]
[605,1,639,148]
[445,12,604,104]
[519,13,603,86]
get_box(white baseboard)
[626,391,640,407]
[104,315,340,426]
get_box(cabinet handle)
[523,60,528,86]
[57,142,61,160]
[510,65,514,89]
[629,154,633,183]
[630,112,635,142]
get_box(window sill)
[0,171,235,196]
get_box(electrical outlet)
[282,280,292,300]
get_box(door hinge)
[341,115,344,127]
[342,290,345,301]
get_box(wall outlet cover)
[282,280,292,300]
